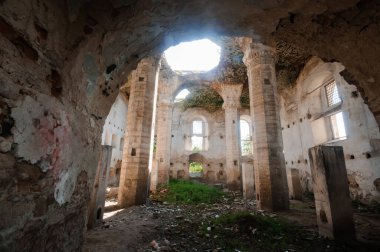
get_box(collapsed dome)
[164,39,221,73]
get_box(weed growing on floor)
[201,211,308,252]
[153,179,224,204]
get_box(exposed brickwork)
[243,42,289,211]
[155,102,173,186]
[118,57,159,207]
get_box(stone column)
[88,145,112,229]
[118,57,159,207]
[215,83,243,190]
[242,156,255,200]
[243,42,289,211]
[155,101,173,186]
[308,146,355,240]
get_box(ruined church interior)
[1,0,380,251]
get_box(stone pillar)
[88,145,112,229]
[118,57,159,207]
[154,102,173,188]
[243,42,289,211]
[242,157,255,199]
[215,83,243,190]
[308,146,355,240]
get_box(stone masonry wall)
[169,106,250,185]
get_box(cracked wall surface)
[1,0,380,250]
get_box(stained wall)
[101,94,128,186]
[280,57,380,203]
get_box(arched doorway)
[188,153,206,178]
[189,162,204,178]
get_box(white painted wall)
[280,57,380,203]
[101,94,128,186]
[169,105,250,183]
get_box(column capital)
[133,56,161,77]
[243,43,276,67]
[213,83,243,110]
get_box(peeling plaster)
[11,95,70,172]
[54,169,77,205]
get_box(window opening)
[330,111,346,140]
[240,120,252,155]
[174,89,190,102]
[189,162,203,178]
[191,120,204,151]
[325,80,341,107]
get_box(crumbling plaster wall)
[280,57,380,203]
[0,1,124,250]
[101,94,128,186]
[1,0,380,250]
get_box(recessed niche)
[131,148,136,156]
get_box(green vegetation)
[202,211,305,252]
[241,139,252,155]
[155,179,224,204]
[180,85,250,112]
[192,146,201,152]
[189,162,203,173]
[181,86,224,112]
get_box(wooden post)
[308,145,355,240]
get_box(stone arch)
[171,81,211,101]
[188,153,206,178]
[189,153,206,163]
[3,1,380,250]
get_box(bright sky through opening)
[240,120,251,140]
[164,39,221,72]
[174,89,190,102]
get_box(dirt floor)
[84,193,380,252]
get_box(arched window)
[191,120,204,151]
[240,118,252,156]
[174,89,190,103]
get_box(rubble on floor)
[85,188,380,252]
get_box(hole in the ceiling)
[164,39,221,74]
